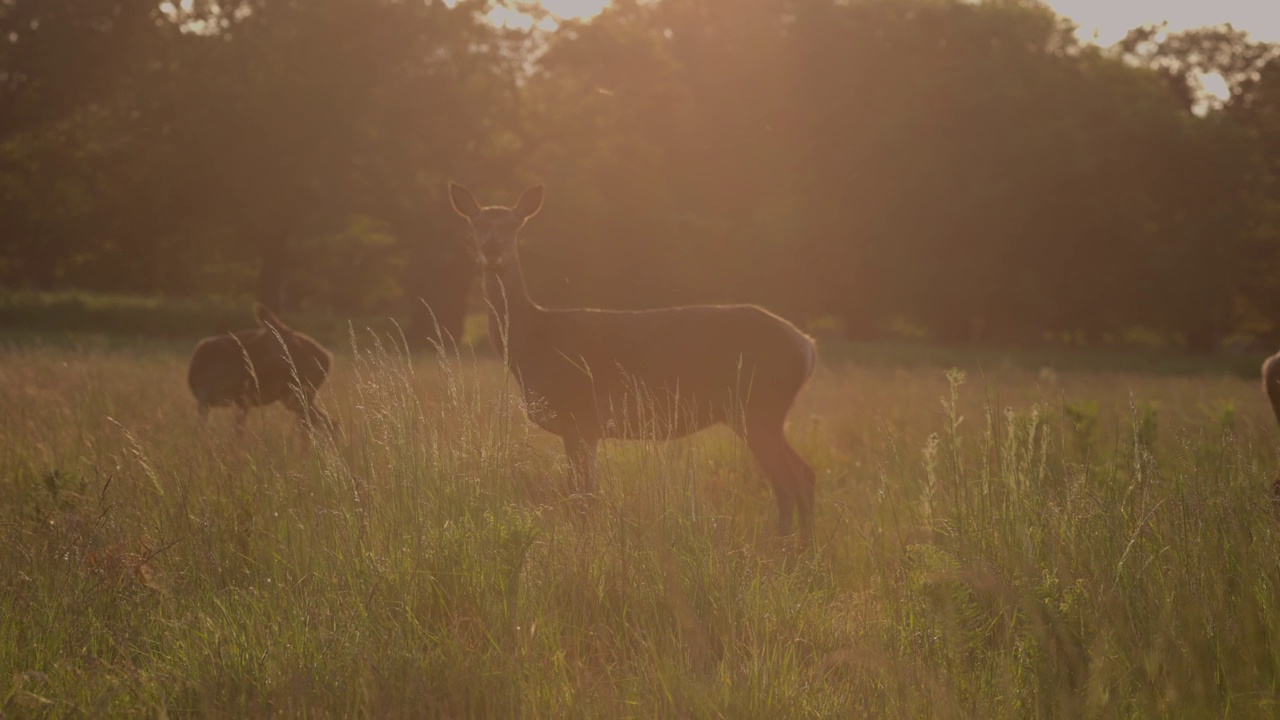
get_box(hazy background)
[3,0,1280,353]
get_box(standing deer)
[1263,351,1280,502]
[187,303,335,434]
[448,183,819,541]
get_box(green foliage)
[288,216,408,313]
[2,0,1278,349]
[0,291,406,346]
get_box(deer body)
[452,183,817,539]
[1262,352,1280,505]
[496,298,813,442]
[188,303,335,433]
[1265,353,1280,428]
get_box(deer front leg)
[745,423,812,544]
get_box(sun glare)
[458,0,1280,42]
[540,0,612,19]
[451,0,613,31]
[1048,0,1280,45]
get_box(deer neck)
[481,256,540,360]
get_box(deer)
[448,183,819,542]
[187,303,336,435]
[1263,351,1280,504]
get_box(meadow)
[3,329,1280,717]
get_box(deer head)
[448,182,544,270]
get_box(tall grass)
[1,334,1279,717]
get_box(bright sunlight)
[470,0,612,30]
[470,0,1280,42]
[541,0,611,19]
[1049,0,1280,44]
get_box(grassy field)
[3,330,1280,717]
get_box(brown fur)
[1263,353,1280,506]
[187,303,335,434]
[1264,353,1280,430]
[450,183,819,541]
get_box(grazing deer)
[448,183,819,540]
[187,303,335,434]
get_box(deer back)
[505,303,814,436]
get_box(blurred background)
[2,0,1279,353]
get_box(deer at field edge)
[187,303,336,435]
[1261,351,1280,506]
[449,183,818,541]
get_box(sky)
[480,0,608,30]
[1049,0,1280,45]
[489,0,1280,45]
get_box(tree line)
[2,0,1279,351]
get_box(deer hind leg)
[196,400,210,426]
[780,440,817,543]
[746,430,797,537]
[745,420,815,543]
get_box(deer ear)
[513,184,544,220]
[254,303,290,333]
[448,182,481,219]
